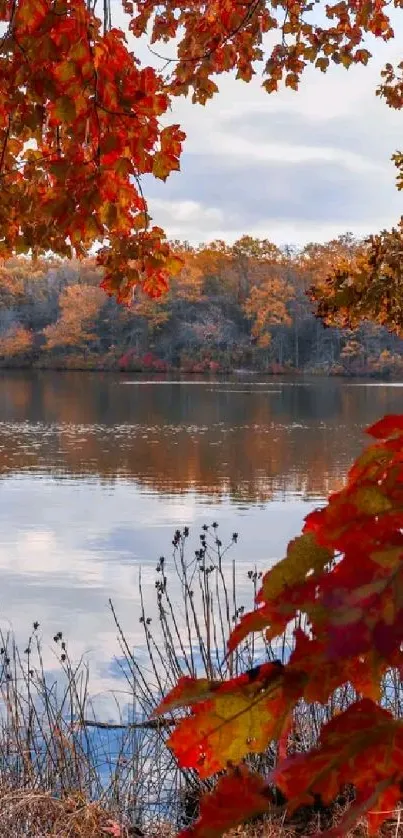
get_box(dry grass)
[0,785,122,837]
[0,788,396,838]
[0,797,401,838]
[224,804,403,838]
[0,784,180,837]
[0,525,402,836]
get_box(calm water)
[0,370,402,707]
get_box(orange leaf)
[156,663,302,779]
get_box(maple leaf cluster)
[309,224,403,334]
[155,416,403,838]
[0,0,185,301]
[123,0,392,101]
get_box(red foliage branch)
[0,0,185,302]
[155,415,403,837]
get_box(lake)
[0,370,402,711]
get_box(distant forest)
[1,233,403,377]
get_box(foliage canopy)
[1,0,403,318]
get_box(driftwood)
[80,718,175,730]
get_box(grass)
[0,790,400,838]
[0,525,402,836]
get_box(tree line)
[1,233,403,377]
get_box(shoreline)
[0,359,401,381]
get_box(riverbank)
[1,788,399,838]
[1,350,402,378]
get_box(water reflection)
[2,370,400,501]
[0,371,401,708]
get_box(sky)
[111,2,403,249]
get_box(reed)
[0,524,401,835]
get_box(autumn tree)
[227,237,282,306]
[2,244,403,372]
[299,235,362,318]
[309,226,403,334]
[0,323,33,358]
[0,258,60,311]
[170,249,206,304]
[242,248,294,349]
[192,242,234,299]
[245,282,292,353]
[116,287,171,360]
[43,283,105,350]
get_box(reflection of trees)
[0,372,401,503]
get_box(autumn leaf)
[315,56,330,72]
[16,0,47,32]
[155,663,302,779]
[54,61,77,84]
[285,72,298,89]
[179,767,271,838]
[54,96,76,124]
[273,699,403,836]
[366,414,403,440]
[258,532,332,603]
[228,532,332,651]
[153,676,213,715]
[152,152,177,180]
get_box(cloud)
[220,109,398,169]
[107,2,403,246]
[148,197,226,239]
[147,73,403,244]
[146,149,401,245]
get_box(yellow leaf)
[55,61,76,83]
[353,486,392,515]
[54,96,76,123]
[259,532,332,602]
[158,665,298,779]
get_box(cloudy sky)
[112,3,403,248]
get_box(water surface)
[0,371,401,705]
